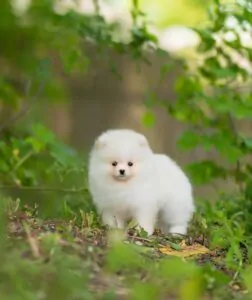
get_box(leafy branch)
[0,185,87,194]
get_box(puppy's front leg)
[101,211,116,228]
[134,209,156,236]
[169,224,187,236]
[102,210,125,229]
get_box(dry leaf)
[159,240,209,258]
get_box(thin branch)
[0,79,46,135]
[92,0,100,14]
[227,113,244,193]
[0,185,87,193]
[12,151,34,172]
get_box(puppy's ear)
[94,135,107,150]
[139,135,149,147]
[94,139,106,150]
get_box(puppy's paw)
[169,225,187,236]
[134,210,156,236]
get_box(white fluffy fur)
[88,129,194,235]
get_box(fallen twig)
[0,79,46,135]
[23,221,41,259]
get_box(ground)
[2,202,249,300]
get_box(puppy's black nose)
[119,169,125,175]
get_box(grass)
[0,196,251,300]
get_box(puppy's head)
[91,129,152,182]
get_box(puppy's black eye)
[128,162,133,167]
[112,161,118,167]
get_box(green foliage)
[166,0,252,184]
[0,122,84,186]
[160,0,252,295]
[0,0,157,216]
[1,0,252,299]
[141,110,156,127]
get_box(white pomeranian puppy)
[88,129,194,236]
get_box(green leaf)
[243,138,252,149]
[25,137,44,153]
[194,28,215,51]
[31,123,55,145]
[160,62,174,80]
[132,283,160,300]
[177,130,200,150]
[61,48,89,74]
[169,242,182,251]
[243,266,252,293]
[180,275,204,300]
[141,110,155,127]
[186,160,227,185]
[106,241,144,273]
